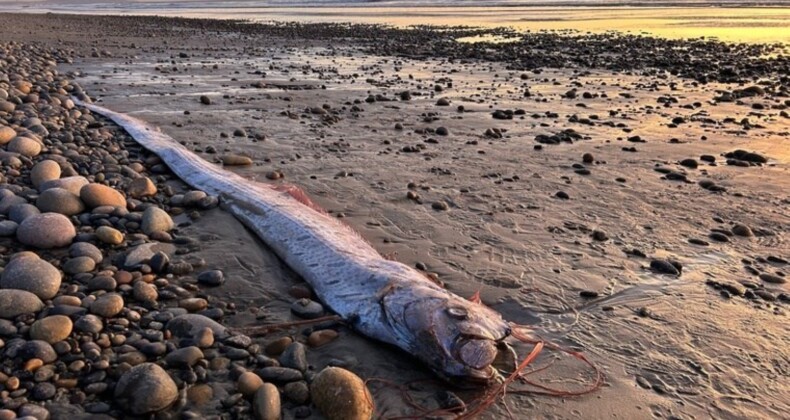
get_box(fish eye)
[447,307,468,319]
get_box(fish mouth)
[452,337,505,384]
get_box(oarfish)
[76,99,512,383]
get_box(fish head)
[396,290,512,384]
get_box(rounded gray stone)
[36,187,85,216]
[69,242,103,264]
[38,176,89,196]
[0,220,17,236]
[0,255,62,299]
[167,314,228,339]
[141,207,174,235]
[115,363,178,414]
[0,289,44,319]
[17,212,76,249]
[8,203,40,223]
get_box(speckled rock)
[0,254,62,299]
[115,363,178,414]
[17,212,76,248]
[311,367,373,420]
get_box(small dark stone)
[197,270,225,287]
[290,299,325,319]
[555,191,570,200]
[759,273,786,284]
[257,367,304,383]
[579,290,599,298]
[650,260,680,276]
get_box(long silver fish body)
[76,99,512,383]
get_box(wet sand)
[2,13,789,419]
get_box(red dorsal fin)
[274,184,328,215]
[469,290,482,304]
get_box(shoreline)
[1,12,789,419]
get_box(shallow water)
[3,3,790,44]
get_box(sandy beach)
[0,11,788,420]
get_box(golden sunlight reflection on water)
[119,6,790,44]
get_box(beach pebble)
[63,256,96,275]
[291,298,325,319]
[96,225,124,245]
[238,371,264,397]
[115,363,178,414]
[174,295,204,310]
[252,383,281,420]
[431,201,449,211]
[18,340,57,363]
[133,280,158,302]
[165,346,203,368]
[70,242,103,263]
[280,342,308,372]
[127,177,157,198]
[8,203,39,223]
[222,155,253,166]
[30,315,73,344]
[759,273,785,284]
[650,260,681,276]
[182,190,208,207]
[732,224,753,237]
[0,254,62,299]
[194,327,214,348]
[36,187,85,215]
[142,206,174,235]
[200,95,211,105]
[74,314,103,334]
[80,183,127,208]
[265,337,293,356]
[283,381,310,404]
[167,313,228,339]
[125,242,175,267]
[0,194,26,214]
[0,220,17,236]
[0,289,44,319]
[197,269,224,286]
[8,136,42,157]
[0,126,16,144]
[17,212,76,248]
[308,329,339,347]
[90,293,124,318]
[258,367,303,383]
[30,160,61,187]
[39,176,89,195]
[311,367,373,420]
